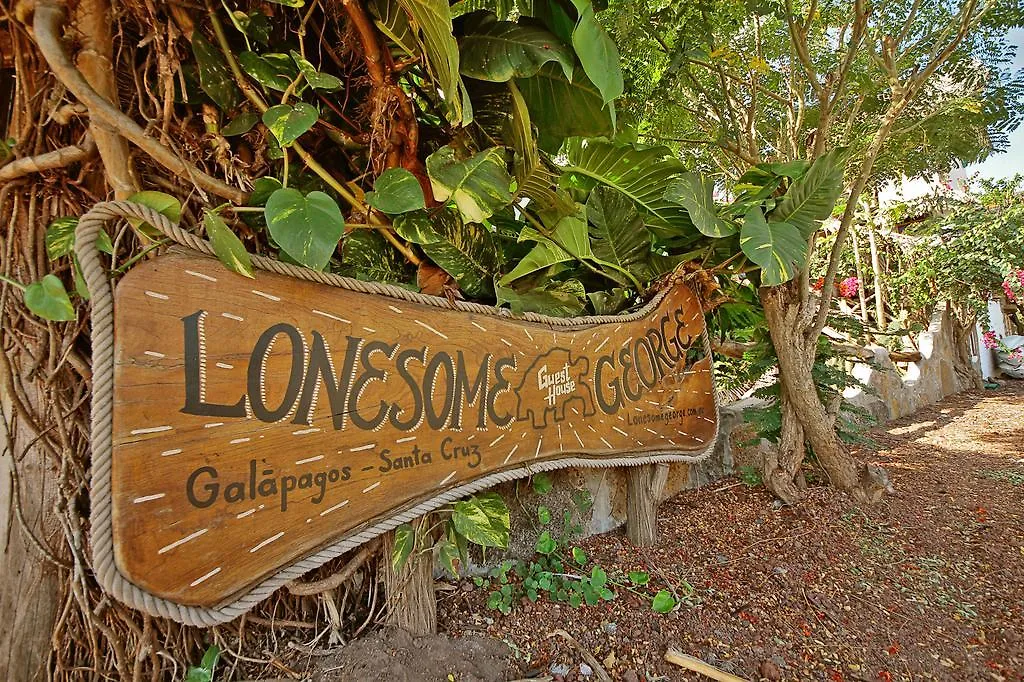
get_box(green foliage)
[24,275,75,322]
[366,168,426,214]
[768,151,845,238]
[204,212,254,279]
[265,189,345,270]
[666,174,736,238]
[569,0,623,107]
[184,645,220,682]
[739,209,806,286]
[398,0,471,125]
[427,146,514,223]
[395,210,501,296]
[458,15,574,82]
[192,34,240,111]
[451,492,511,548]
[262,103,318,147]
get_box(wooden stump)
[381,516,436,636]
[625,463,670,547]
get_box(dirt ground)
[317,383,1024,681]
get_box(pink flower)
[838,276,859,298]
[982,330,1000,350]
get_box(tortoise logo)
[513,348,596,428]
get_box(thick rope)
[76,201,721,626]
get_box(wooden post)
[381,516,436,636]
[625,463,670,546]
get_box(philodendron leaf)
[569,0,623,107]
[24,274,75,321]
[665,173,736,238]
[290,50,343,91]
[192,33,240,111]
[262,103,318,147]
[769,149,844,237]
[126,191,182,238]
[394,209,500,297]
[264,188,344,270]
[397,0,471,125]
[498,213,592,284]
[392,523,415,570]
[496,279,586,317]
[739,207,807,286]
[46,216,112,259]
[366,168,426,214]
[426,146,513,223]
[221,111,260,137]
[204,212,255,279]
[341,229,414,284]
[516,63,613,150]
[586,186,653,281]
[239,52,299,91]
[459,16,574,82]
[451,492,510,549]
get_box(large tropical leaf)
[426,145,514,223]
[586,187,653,281]
[368,0,419,57]
[341,229,415,283]
[397,0,472,125]
[768,150,844,237]
[515,64,613,150]
[265,188,345,270]
[498,213,591,284]
[459,15,574,82]
[394,210,501,296]
[496,279,586,317]
[739,208,807,286]
[561,138,698,244]
[568,0,622,107]
[665,173,737,238]
[366,168,426,214]
[192,33,241,111]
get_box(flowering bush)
[982,330,1001,349]
[838,276,860,298]
[1001,268,1024,303]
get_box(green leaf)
[459,16,574,82]
[437,538,461,576]
[451,492,510,549]
[238,52,299,92]
[204,213,255,279]
[532,472,553,494]
[562,139,696,243]
[185,645,221,682]
[397,0,471,125]
[368,0,419,57]
[266,0,305,5]
[366,168,426,214]
[192,33,240,111]
[537,505,552,524]
[628,570,649,585]
[516,64,613,150]
[496,279,586,317]
[535,530,556,554]
[46,217,113,260]
[572,547,587,565]
[249,177,284,206]
[739,208,807,286]
[588,288,631,314]
[394,210,501,296]
[341,229,414,284]
[24,275,75,321]
[768,150,844,237]
[590,564,607,589]
[221,111,260,137]
[262,103,318,147]
[499,213,592,284]
[290,50,343,91]
[651,589,676,613]
[569,0,622,107]
[665,173,736,238]
[586,186,653,282]
[265,188,344,270]
[392,523,415,570]
[126,191,182,238]
[72,257,90,300]
[426,146,513,223]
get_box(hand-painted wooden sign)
[107,252,717,622]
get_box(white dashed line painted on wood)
[230,437,250,444]
[292,427,321,435]
[249,532,284,553]
[320,499,349,516]
[523,329,534,341]
[388,305,403,314]
[131,425,172,435]
[489,434,506,447]
[252,290,280,301]
[204,422,224,429]
[503,444,520,465]
[599,437,613,449]
[645,428,658,435]
[144,291,169,300]
[500,338,513,347]
[189,567,222,587]
[612,426,629,437]
[471,321,488,332]
[221,312,244,321]
[185,270,217,282]
[161,448,182,457]
[699,416,714,423]
[574,430,585,448]
[215,362,233,369]
[350,443,375,452]
[439,471,457,486]
[396,436,416,443]
[534,437,543,459]
[415,319,448,339]
[594,337,609,353]
[133,493,166,503]
[144,351,165,359]
[362,481,381,493]
[158,528,208,554]
[295,455,324,465]
[363,327,377,333]
[236,508,257,519]
[313,309,351,324]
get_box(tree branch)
[0,135,95,182]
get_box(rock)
[603,621,618,635]
[580,662,593,676]
[759,659,782,680]
[550,663,571,676]
[621,669,640,682]
[461,582,474,592]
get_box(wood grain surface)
[111,252,716,606]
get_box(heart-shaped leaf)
[451,492,510,549]
[289,50,342,91]
[341,230,415,284]
[192,33,240,111]
[394,209,500,296]
[739,208,807,286]
[127,191,183,238]
[769,149,844,237]
[391,523,415,570]
[24,274,75,321]
[366,168,426,214]
[666,173,737,237]
[651,589,676,613]
[204,212,255,278]
[426,146,513,223]
[262,102,318,147]
[46,217,113,259]
[265,188,344,270]
[221,111,260,137]
[516,64,614,150]
[239,52,299,91]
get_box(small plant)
[737,465,763,487]
[185,645,220,682]
[979,469,1024,485]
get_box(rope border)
[76,201,720,626]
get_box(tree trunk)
[625,463,669,546]
[850,224,870,324]
[867,217,886,330]
[760,285,890,504]
[381,517,436,636]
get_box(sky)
[965,28,1024,181]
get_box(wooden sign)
[104,252,717,623]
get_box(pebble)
[603,621,617,635]
[580,662,593,676]
[550,663,571,676]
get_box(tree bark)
[867,214,886,330]
[381,517,436,636]
[850,223,870,324]
[625,463,669,546]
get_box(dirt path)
[437,383,1024,681]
